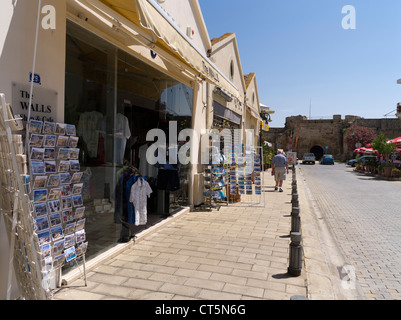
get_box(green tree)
[371,132,397,165]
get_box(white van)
[302,153,316,164]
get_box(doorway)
[310,145,324,160]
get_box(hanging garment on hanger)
[129,177,153,226]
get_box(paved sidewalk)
[52,168,337,300]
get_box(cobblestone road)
[300,163,401,300]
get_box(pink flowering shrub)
[344,125,377,152]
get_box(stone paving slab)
[52,169,334,301]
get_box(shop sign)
[12,83,58,123]
[202,60,220,83]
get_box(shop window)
[64,20,193,269]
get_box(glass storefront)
[64,21,193,267]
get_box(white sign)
[287,152,297,165]
[12,83,58,123]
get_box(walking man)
[271,149,289,192]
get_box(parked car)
[356,156,378,166]
[347,159,357,167]
[320,154,334,165]
[302,153,316,164]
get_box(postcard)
[68,136,79,148]
[58,160,70,173]
[61,185,71,197]
[72,195,83,207]
[55,123,66,135]
[53,239,65,256]
[47,174,60,187]
[66,124,76,136]
[69,160,80,172]
[34,202,48,217]
[61,197,72,210]
[59,172,71,185]
[33,176,48,189]
[29,120,43,134]
[71,172,83,184]
[65,246,76,263]
[64,234,75,248]
[30,147,45,161]
[62,209,73,223]
[72,183,83,195]
[22,175,31,194]
[35,216,49,232]
[58,148,70,160]
[43,135,57,148]
[44,148,55,160]
[45,160,57,173]
[40,243,51,258]
[51,226,64,241]
[37,230,51,246]
[75,229,86,243]
[48,188,61,201]
[48,199,61,213]
[69,148,79,160]
[31,161,45,175]
[42,121,56,134]
[57,135,69,147]
[49,213,62,227]
[76,242,88,256]
[33,189,47,203]
[53,254,65,268]
[64,222,76,235]
[75,218,85,231]
[74,207,85,220]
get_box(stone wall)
[262,115,401,161]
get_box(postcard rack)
[0,93,46,300]
[0,93,88,300]
[203,163,229,211]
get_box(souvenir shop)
[64,19,193,267]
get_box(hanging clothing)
[103,113,131,164]
[129,178,153,226]
[115,167,135,223]
[125,173,143,224]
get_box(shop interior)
[64,20,193,268]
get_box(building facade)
[0,0,263,299]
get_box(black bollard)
[291,207,301,233]
[288,232,303,276]
[291,192,299,207]
[291,213,301,233]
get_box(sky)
[199,0,401,128]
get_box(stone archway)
[310,146,324,160]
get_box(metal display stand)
[0,93,88,299]
[0,93,46,300]
[203,163,229,211]
[228,145,266,208]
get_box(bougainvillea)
[344,124,377,152]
